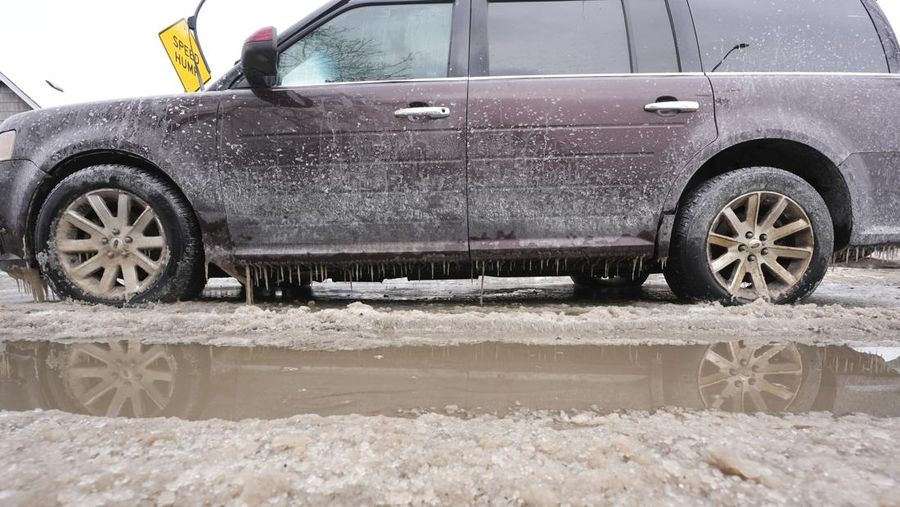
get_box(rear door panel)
[467,75,716,258]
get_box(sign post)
[159,19,211,93]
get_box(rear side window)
[487,0,632,76]
[277,3,453,86]
[626,0,679,73]
[691,0,888,73]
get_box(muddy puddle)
[1,340,898,420]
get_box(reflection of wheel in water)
[62,341,178,417]
[43,341,209,418]
[698,342,805,412]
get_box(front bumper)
[0,158,46,271]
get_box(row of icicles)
[242,256,653,290]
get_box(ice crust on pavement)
[0,409,897,506]
[2,269,900,350]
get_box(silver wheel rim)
[62,341,178,418]
[54,189,169,300]
[698,342,804,412]
[706,191,814,301]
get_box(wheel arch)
[25,149,205,262]
[665,138,853,251]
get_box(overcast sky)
[0,0,328,107]
[1,0,899,108]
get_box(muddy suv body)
[0,0,898,304]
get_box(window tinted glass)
[626,0,679,72]
[691,0,888,73]
[487,0,631,76]
[277,4,452,86]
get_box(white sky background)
[1,0,899,108]
[0,0,329,107]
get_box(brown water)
[1,340,897,420]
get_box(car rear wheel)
[35,165,203,304]
[665,168,833,304]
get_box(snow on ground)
[0,409,897,506]
[2,268,900,505]
[1,268,900,349]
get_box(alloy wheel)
[53,189,169,300]
[61,341,178,418]
[706,191,814,301]
[698,342,804,412]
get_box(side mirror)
[241,26,278,88]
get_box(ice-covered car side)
[1,0,899,305]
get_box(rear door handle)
[394,106,450,120]
[643,101,700,114]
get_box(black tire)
[571,271,650,290]
[665,168,833,304]
[34,165,203,305]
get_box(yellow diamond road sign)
[159,19,211,93]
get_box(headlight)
[0,130,15,161]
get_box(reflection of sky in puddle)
[2,340,898,421]
[851,347,900,361]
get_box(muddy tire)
[34,165,203,305]
[665,168,833,304]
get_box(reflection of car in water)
[1,340,898,420]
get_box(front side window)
[487,0,632,76]
[691,0,888,73]
[277,3,453,86]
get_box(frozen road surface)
[2,267,900,348]
[1,267,899,505]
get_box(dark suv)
[1,0,898,305]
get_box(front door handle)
[394,106,450,120]
[643,101,700,115]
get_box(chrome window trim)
[469,72,705,80]
[264,71,898,90]
[707,71,899,77]
[269,77,468,91]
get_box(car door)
[466,0,717,262]
[217,0,470,265]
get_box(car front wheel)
[35,165,203,304]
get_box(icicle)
[244,265,253,304]
[480,260,486,305]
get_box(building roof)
[0,70,39,109]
